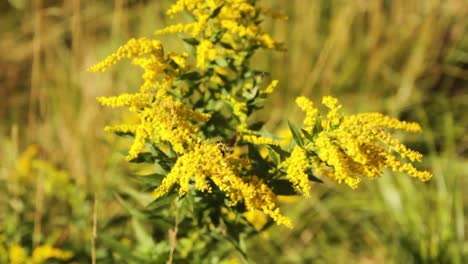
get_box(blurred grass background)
[1,0,466,262]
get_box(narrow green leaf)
[99,234,148,263]
[306,169,323,183]
[134,173,166,191]
[102,215,130,230]
[249,97,266,108]
[115,193,148,220]
[210,4,225,19]
[146,192,177,211]
[115,131,134,138]
[301,128,314,142]
[220,42,233,50]
[267,146,280,165]
[182,37,200,46]
[315,117,323,133]
[248,121,265,131]
[180,71,202,81]
[288,120,304,147]
[268,145,289,159]
[129,152,155,163]
[270,180,297,195]
[247,144,263,162]
[210,29,226,43]
[132,217,155,248]
[239,233,247,253]
[178,193,195,222]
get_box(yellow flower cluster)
[296,96,318,130]
[98,92,210,159]
[241,134,276,145]
[196,40,218,70]
[31,245,73,264]
[157,0,280,70]
[9,244,73,264]
[89,1,292,228]
[15,144,39,178]
[89,36,211,160]
[283,96,432,190]
[152,142,292,227]
[281,146,311,197]
[264,79,279,94]
[88,38,163,73]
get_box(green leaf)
[288,120,304,147]
[268,145,289,159]
[247,144,270,178]
[267,146,280,165]
[102,215,130,230]
[315,117,323,133]
[248,144,263,161]
[132,217,155,248]
[306,169,323,183]
[129,152,155,163]
[99,234,149,263]
[115,131,134,138]
[238,233,247,254]
[210,4,225,19]
[270,180,298,195]
[220,42,234,50]
[178,192,195,221]
[210,29,227,43]
[146,192,178,211]
[249,97,266,108]
[182,38,200,46]
[248,121,265,131]
[301,128,315,142]
[180,71,202,81]
[133,173,166,191]
[115,193,148,219]
[216,57,228,67]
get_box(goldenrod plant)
[89,0,432,261]
[0,145,77,264]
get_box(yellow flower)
[241,134,276,145]
[321,96,342,129]
[281,146,311,196]
[8,244,73,264]
[296,96,317,130]
[196,40,218,70]
[88,37,163,73]
[15,144,39,178]
[260,33,275,48]
[243,210,268,230]
[99,91,210,160]
[32,245,73,263]
[9,244,27,264]
[293,96,431,188]
[159,0,280,54]
[155,23,186,35]
[264,79,279,94]
[152,142,292,227]
[168,52,189,69]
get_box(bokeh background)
[1,0,467,263]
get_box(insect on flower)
[216,134,237,157]
[216,140,234,157]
